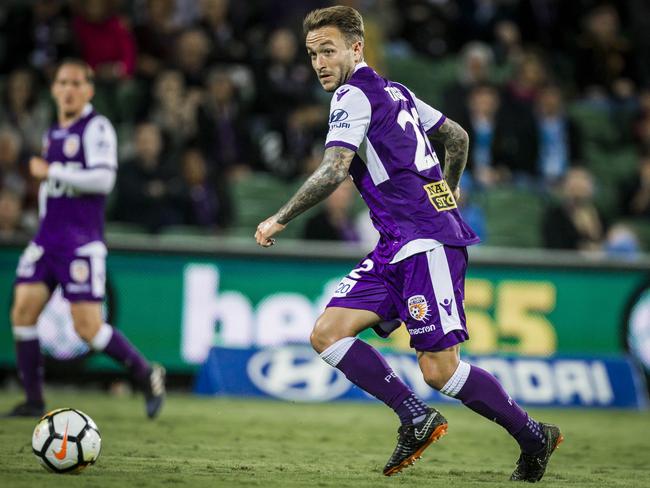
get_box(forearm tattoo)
[275,146,354,225]
[429,118,469,191]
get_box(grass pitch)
[1,390,649,488]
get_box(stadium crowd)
[0,0,649,254]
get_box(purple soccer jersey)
[325,63,479,264]
[34,104,117,254]
[324,63,479,350]
[15,104,117,301]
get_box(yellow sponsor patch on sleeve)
[423,180,457,211]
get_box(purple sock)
[442,362,545,453]
[320,338,425,424]
[14,327,44,405]
[91,324,150,382]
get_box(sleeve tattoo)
[275,146,355,225]
[428,118,469,191]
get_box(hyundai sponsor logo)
[194,346,647,409]
[247,347,351,402]
[329,109,349,123]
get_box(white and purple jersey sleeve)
[83,115,118,170]
[324,85,372,152]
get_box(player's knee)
[422,370,449,391]
[73,318,101,343]
[11,301,39,326]
[310,318,332,354]
[311,315,346,354]
[421,359,459,391]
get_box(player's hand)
[452,187,461,202]
[29,157,49,180]
[255,216,286,247]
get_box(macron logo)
[336,88,350,101]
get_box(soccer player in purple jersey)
[5,59,165,419]
[255,6,563,482]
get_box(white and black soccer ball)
[32,408,101,473]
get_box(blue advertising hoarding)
[195,346,648,409]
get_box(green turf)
[1,390,649,487]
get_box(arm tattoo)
[428,118,469,191]
[275,146,354,225]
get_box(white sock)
[319,337,356,367]
[89,323,113,351]
[12,325,39,341]
[439,360,471,397]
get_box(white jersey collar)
[353,62,368,73]
[81,103,94,117]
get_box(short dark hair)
[303,6,364,46]
[53,58,95,85]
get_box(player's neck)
[57,104,91,128]
[58,111,83,128]
[342,61,367,84]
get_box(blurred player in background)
[256,6,562,482]
[5,59,165,419]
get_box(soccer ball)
[32,408,101,473]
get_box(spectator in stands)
[133,0,180,81]
[460,83,538,187]
[0,0,75,76]
[303,178,359,242]
[175,147,233,229]
[442,42,494,122]
[503,53,548,111]
[492,20,524,69]
[196,0,248,65]
[575,4,637,99]
[113,122,180,232]
[604,223,641,258]
[454,0,510,45]
[197,69,252,177]
[0,69,51,154]
[619,151,650,219]
[0,128,26,198]
[391,0,454,58]
[258,104,326,179]
[0,188,26,240]
[253,27,325,178]
[534,84,583,186]
[149,70,200,154]
[254,27,315,121]
[175,28,212,87]
[512,0,576,54]
[463,83,501,187]
[542,168,607,251]
[72,0,136,81]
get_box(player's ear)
[352,40,363,62]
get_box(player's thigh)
[417,345,461,390]
[312,254,396,352]
[70,301,103,341]
[312,306,384,353]
[12,283,51,325]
